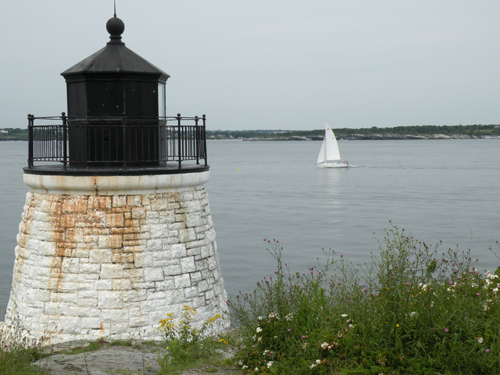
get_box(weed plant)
[230,225,500,374]
[0,337,44,374]
[158,305,231,372]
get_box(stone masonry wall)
[2,187,229,345]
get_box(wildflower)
[256,327,262,333]
[341,314,348,318]
[478,337,484,344]
[242,365,248,369]
[285,313,293,321]
[267,361,273,368]
[396,324,400,328]
[444,328,449,333]
[410,311,417,317]
[486,349,490,353]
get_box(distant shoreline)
[242,134,500,141]
[3,135,500,142]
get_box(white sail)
[317,123,344,167]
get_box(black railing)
[27,113,208,170]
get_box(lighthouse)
[2,13,229,344]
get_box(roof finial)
[114,0,117,17]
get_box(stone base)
[2,173,229,345]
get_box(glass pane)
[158,83,166,117]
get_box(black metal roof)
[61,16,170,81]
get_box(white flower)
[263,350,269,355]
[341,314,348,318]
[267,361,273,368]
[285,313,293,321]
[316,359,321,364]
[320,342,329,349]
[258,316,263,321]
[410,311,417,317]
[256,327,262,333]
[254,367,259,372]
[309,363,317,369]
[242,365,248,369]
[478,337,484,344]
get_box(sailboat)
[316,123,350,168]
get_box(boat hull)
[317,162,350,168]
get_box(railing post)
[28,114,34,168]
[62,112,67,169]
[177,113,182,169]
[195,116,200,165]
[202,114,207,166]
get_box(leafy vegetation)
[0,128,29,141]
[229,226,500,374]
[3,124,500,141]
[208,124,500,139]
[0,335,45,374]
[157,304,234,373]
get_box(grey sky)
[1,1,499,130]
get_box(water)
[1,139,500,320]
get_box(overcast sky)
[1,1,499,130]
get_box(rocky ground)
[33,340,240,375]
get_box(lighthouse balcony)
[25,113,209,176]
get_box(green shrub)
[157,305,230,371]
[0,337,45,374]
[230,225,500,374]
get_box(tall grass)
[0,335,45,374]
[230,225,500,374]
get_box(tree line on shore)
[2,124,500,141]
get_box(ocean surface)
[1,139,499,320]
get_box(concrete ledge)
[23,171,210,195]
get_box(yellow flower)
[396,324,400,328]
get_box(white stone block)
[81,317,101,329]
[112,279,132,290]
[95,280,113,290]
[180,257,196,273]
[154,278,175,290]
[144,267,164,282]
[123,290,145,303]
[101,308,128,323]
[170,243,186,258]
[174,274,191,288]
[146,239,162,251]
[89,249,112,264]
[100,264,124,279]
[179,228,196,243]
[98,291,123,309]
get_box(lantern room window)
[158,82,166,118]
